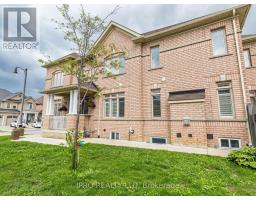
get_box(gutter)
[232,9,251,145]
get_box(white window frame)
[151,89,161,118]
[211,28,228,57]
[110,131,120,140]
[217,84,235,119]
[104,93,125,118]
[243,49,252,68]
[150,136,167,144]
[52,71,63,87]
[218,138,241,149]
[150,46,160,69]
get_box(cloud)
[0,4,255,98]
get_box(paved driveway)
[0,126,42,135]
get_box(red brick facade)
[42,5,256,148]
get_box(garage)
[6,116,17,126]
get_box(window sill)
[245,66,256,69]
[209,53,232,59]
[148,67,163,71]
[103,73,126,79]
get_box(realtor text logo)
[1,7,39,50]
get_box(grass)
[0,136,255,196]
[0,129,7,132]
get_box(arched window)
[52,71,63,87]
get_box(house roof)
[42,52,79,68]
[242,34,256,44]
[0,89,12,100]
[134,4,251,43]
[35,96,44,105]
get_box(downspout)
[232,9,251,145]
[97,97,101,137]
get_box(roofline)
[242,34,256,44]
[94,21,141,47]
[42,53,79,68]
[133,4,251,43]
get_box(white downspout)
[232,9,251,145]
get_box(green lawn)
[0,136,255,196]
[0,129,6,132]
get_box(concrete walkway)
[15,134,231,157]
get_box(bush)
[228,146,256,169]
[65,128,83,148]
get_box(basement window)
[151,137,167,144]
[219,138,240,149]
[111,132,120,140]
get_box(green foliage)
[65,128,83,148]
[228,146,256,169]
[0,138,256,195]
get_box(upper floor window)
[151,46,160,69]
[217,82,234,118]
[243,49,252,68]
[151,89,161,117]
[52,71,63,87]
[7,103,10,109]
[105,54,125,76]
[211,28,227,56]
[26,102,33,110]
[104,93,125,118]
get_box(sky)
[0,4,255,98]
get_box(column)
[46,94,54,115]
[69,90,78,114]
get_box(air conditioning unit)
[183,117,191,126]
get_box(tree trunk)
[72,83,81,169]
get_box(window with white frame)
[104,93,125,118]
[110,132,120,140]
[219,138,240,148]
[151,46,160,69]
[151,89,161,117]
[7,103,10,108]
[243,49,252,68]
[52,71,63,87]
[211,28,227,56]
[105,54,125,75]
[218,82,234,118]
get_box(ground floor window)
[150,137,167,144]
[104,93,125,118]
[219,138,240,149]
[111,132,120,140]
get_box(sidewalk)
[16,134,230,157]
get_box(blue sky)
[0,4,255,98]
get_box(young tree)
[39,4,119,169]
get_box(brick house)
[41,4,256,149]
[0,89,41,126]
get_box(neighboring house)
[0,89,40,126]
[41,4,256,149]
[35,96,43,122]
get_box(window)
[13,104,16,109]
[111,132,120,140]
[7,103,10,108]
[151,137,167,144]
[52,71,63,87]
[211,28,227,56]
[80,99,89,115]
[219,138,240,149]
[105,54,125,75]
[151,89,161,117]
[26,103,33,110]
[243,49,252,68]
[218,83,234,118]
[104,93,125,118]
[151,46,160,69]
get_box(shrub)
[228,146,256,169]
[65,128,83,148]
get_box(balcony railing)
[49,116,66,130]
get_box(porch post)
[46,94,54,115]
[69,90,78,114]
